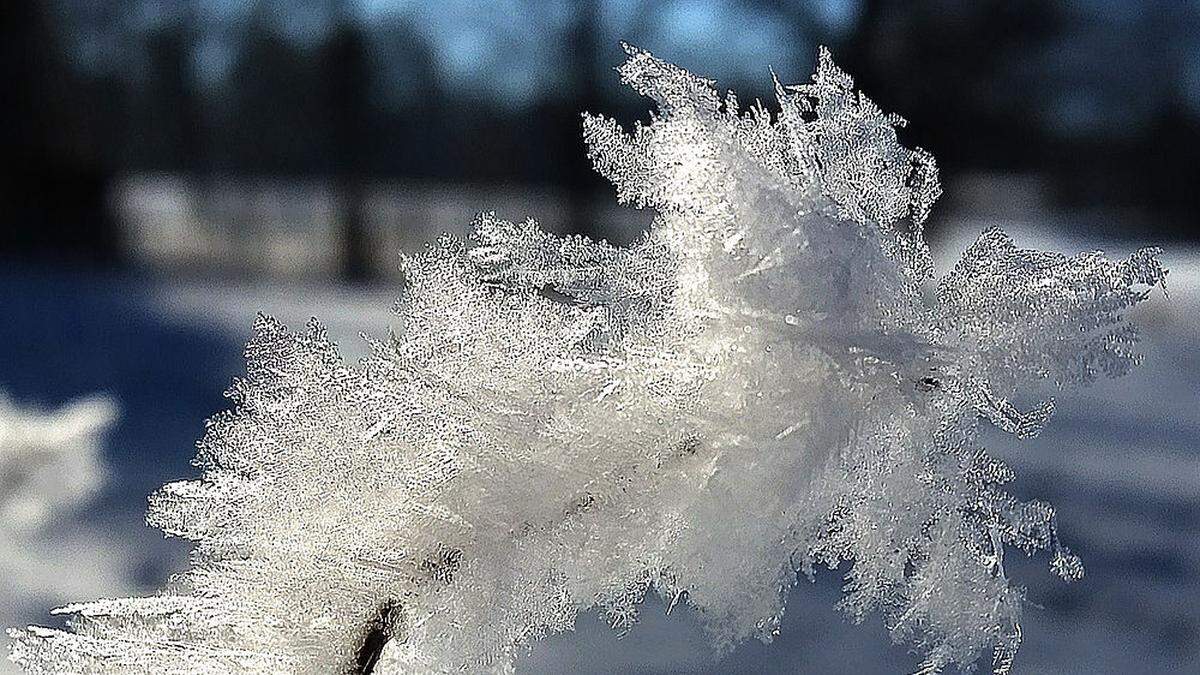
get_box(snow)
[0,396,127,675]
[0,233,1194,673]
[3,44,1195,673]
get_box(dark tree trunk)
[0,0,118,265]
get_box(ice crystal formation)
[10,46,1165,674]
[0,394,114,536]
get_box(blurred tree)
[563,0,603,237]
[833,0,1200,238]
[227,4,327,174]
[131,20,201,173]
[834,0,1067,171]
[321,11,372,281]
[366,19,443,177]
[10,0,1200,256]
[0,0,117,263]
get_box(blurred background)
[1,1,1197,673]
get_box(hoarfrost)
[8,45,1165,674]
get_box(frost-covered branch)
[8,45,1165,674]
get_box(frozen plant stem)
[8,45,1165,674]
[353,604,394,675]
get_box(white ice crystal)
[8,45,1165,674]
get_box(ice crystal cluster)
[0,394,113,536]
[10,46,1165,674]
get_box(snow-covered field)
[1,225,1195,673]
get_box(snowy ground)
[1,225,1195,673]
